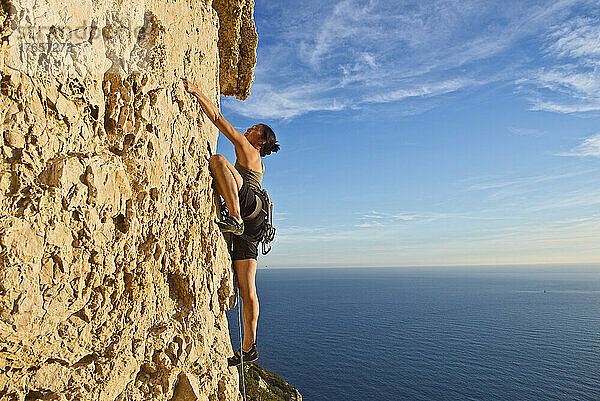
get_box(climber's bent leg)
[233,258,259,350]
[209,154,243,221]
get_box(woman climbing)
[183,79,279,366]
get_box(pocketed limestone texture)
[0,0,258,399]
[212,0,257,100]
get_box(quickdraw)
[259,189,276,255]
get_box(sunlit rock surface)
[0,0,263,399]
[212,0,257,100]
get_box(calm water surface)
[227,265,600,400]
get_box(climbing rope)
[227,230,247,400]
[235,273,247,400]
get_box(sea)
[227,265,600,400]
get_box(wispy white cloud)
[227,0,599,120]
[461,171,600,211]
[531,188,600,211]
[535,68,600,97]
[461,172,600,214]
[274,226,358,242]
[267,212,600,267]
[362,212,386,219]
[355,211,428,227]
[466,171,587,192]
[355,211,424,227]
[363,79,473,104]
[391,214,420,221]
[225,82,346,119]
[509,127,544,137]
[355,210,505,228]
[274,212,289,222]
[556,133,600,157]
[523,14,600,113]
[247,1,600,268]
[455,215,600,248]
[529,101,600,114]
[546,17,600,59]
[303,0,378,69]
[355,221,384,228]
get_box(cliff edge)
[0,0,275,399]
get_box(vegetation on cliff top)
[237,363,302,401]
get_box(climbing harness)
[240,188,276,255]
[220,188,276,255]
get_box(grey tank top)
[235,160,264,191]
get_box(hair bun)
[258,124,279,156]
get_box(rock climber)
[182,79,279,367]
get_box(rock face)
[0,0,260,399]
[212,0,257,100]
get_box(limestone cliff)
[0,0,262,399]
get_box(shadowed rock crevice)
[167,272,194,312]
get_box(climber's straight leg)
[209,154,243,221]
[233,258,259,350]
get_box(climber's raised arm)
[182,79,248,150]
[183,77,279,368]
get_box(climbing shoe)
[216,215,244,236]
[228,344,258,366]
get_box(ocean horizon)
[228,264,600,400]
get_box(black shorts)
[232,181,264,261]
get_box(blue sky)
[217,0,600,267]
